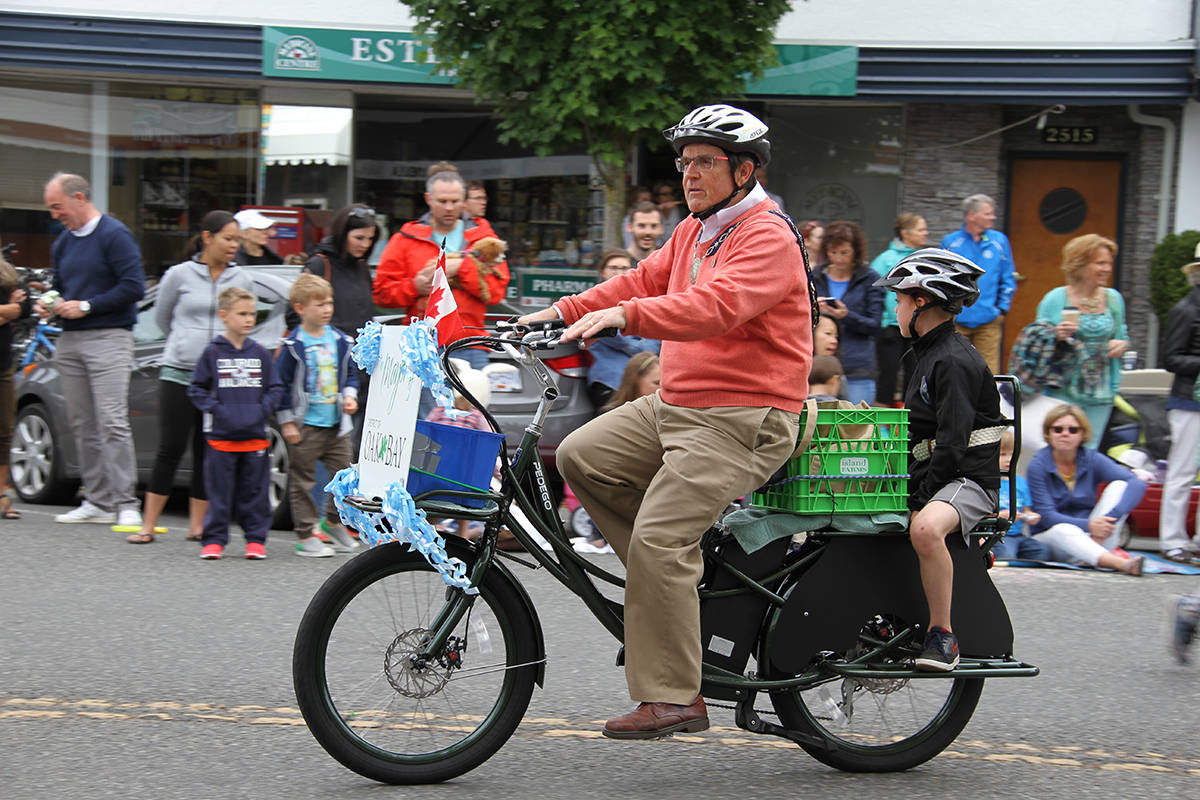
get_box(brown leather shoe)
[602,696,709,740]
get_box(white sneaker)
[55,500,115,524]
[116,508,143,528]
[295,537,335,558]
[573,538,615,555]
[320,520,362,553]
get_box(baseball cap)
[234,209,276,230]
[1180,241,1200,276]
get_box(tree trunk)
[602,172,627,250]
[592,152,629,251]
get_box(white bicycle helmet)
[662,104,772,166]
[873,248,985,311]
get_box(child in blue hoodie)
[188,286,284,559]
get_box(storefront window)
[353,99,601,307]
[0,77,259,278]
[762,104,904,257]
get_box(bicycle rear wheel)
[293,540,540,784]
[768,614,983,772]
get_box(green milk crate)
[752,406,909,515]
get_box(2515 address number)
[1042,126,1098,145]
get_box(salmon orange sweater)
[556,199,811,413]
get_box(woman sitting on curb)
[1026,403,1147,575]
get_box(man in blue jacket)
[41,172,146,527]
[940,194,1016,373]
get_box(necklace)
[1073,287,1103,313]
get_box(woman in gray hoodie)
[126,210,255,544]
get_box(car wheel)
[11,402,74,504]
[268,425,293,530]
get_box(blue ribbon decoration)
[325,467,475,593]
[330,320,476,592]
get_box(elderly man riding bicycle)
[519,104,816,738]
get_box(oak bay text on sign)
[362,430,410,469]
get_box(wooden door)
[1003,158,1122,365]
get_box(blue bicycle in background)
[17,317,59,368]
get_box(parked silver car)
[480,309,596,470]
[9,268,298,525]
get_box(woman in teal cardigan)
[1035,234,1129,446]
[869,213,927,405]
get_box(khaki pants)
[557,393,798,705]
[956,317,1003,373]
[287,424,353,536]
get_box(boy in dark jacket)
[188,286,284,560]
[875,249,1006,671]
[275,274,361,558]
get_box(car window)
[251,277,291,348]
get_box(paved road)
[2,502,1198,799]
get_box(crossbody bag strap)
[768,209,820,331]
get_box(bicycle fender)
[765,535,1014,675]
[448,539,547,688]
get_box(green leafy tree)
[408,0,790,247]
[1149,230,1200,327]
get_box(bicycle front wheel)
[293,541,540,784]
[768,614,983,772]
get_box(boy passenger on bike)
[519,105,816,738]
[874,249,1007,670]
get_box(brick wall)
[900,104,1004,240]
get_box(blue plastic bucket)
[407,419,504,507]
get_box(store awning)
[263,105,352,166]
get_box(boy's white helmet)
[873,248,985,310]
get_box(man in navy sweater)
[41,172,146,526]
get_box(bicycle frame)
[350,331,1036,695]
[21,318,60,368]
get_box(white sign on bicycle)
[357,325,421,499]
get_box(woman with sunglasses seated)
[1027,403,1147,575]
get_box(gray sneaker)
[320,519,362,553]
[55,500,115,524]
[295,537,335,558]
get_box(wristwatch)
[79,300,91,315]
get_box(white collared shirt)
[70,213,102,237]
[698,183,768,241]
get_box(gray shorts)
[928,478,999,541]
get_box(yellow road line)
[2,696,1196,777]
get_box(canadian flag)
[424,244,467,346]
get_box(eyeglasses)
[1050,425,1082,434]
[674,155,730,173]
[348,207,375,218]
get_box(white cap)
[234,209,276,230]
[455,368,491,409]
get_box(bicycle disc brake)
[383,628,463,698]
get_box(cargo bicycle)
[292,320,1039,784]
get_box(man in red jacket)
[520,105,814,739]
[373,168,509,368]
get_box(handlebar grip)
[499,315,567,333]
